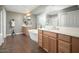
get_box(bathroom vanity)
[38,28,79,53]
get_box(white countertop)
[39,27,79,37]
[22,24,32,27]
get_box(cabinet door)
[72,37,79,53]
[22,27,25,34]
[49,37,57,53]
[38,30,43,47]
[58,40,71,53]
[43,35,49,52]
[58,34,71,42]
[22,27,26,35]
[22,27,27,35]
[38,34,42,47]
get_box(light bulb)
[28,17,31,19]
[26,13,31,16]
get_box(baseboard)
[6,33,22,37]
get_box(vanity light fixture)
[28,16,31,19]
[26,13,31,16]
[24,10,32,21]
[26,10,32,16]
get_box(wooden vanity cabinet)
[48,37,57,53]
[38,30,43,48]
[38,30,79,53]
[42,35,49,52]
[58,34,72,53]
[72,37,79,53]
[22,27,26,35]
[42,31,57,53]
[58,40,71,53]
[22,27,29,36]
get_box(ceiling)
[46,5,73,15]
[32,5,73,14]
[3,5,73,14]
[3,5,39,14]
[46,5,73,10]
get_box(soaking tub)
[28,29,38,42]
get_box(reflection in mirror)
[46,13,59,27]
[23,15,32,25]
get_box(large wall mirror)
[46,5,79,27]
[46,11,59,27]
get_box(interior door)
[0,11,1,35]
[0,8,6,45]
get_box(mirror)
[23,16,32,25]
[46,12,59,27]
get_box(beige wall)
[31,15,37,29]
[6,11,24,34]
[6,11,37,34]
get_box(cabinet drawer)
[42,35,49,52]
[38,30,42,34]
[38,34,42,47]
[72,37,79,53]
[38,34,42,40]
[58,47,71,53]
[38,41,42,47]
[38,38,42,43]
[43,31,57,38]
[58,34,71,42]
[22,27,26,32]
[58,40,71,49]
[58,40,71,53]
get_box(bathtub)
[28,29,38,42]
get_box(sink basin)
[46,28,59,30]
[52,27,59,30]
[44,26,59,30]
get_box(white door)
[0,10,3,45]
[1,8,6,38]
[0,11,1,35]
[0,8,6,45]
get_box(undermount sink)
[47,28,59,30]
[44,26,59,30]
